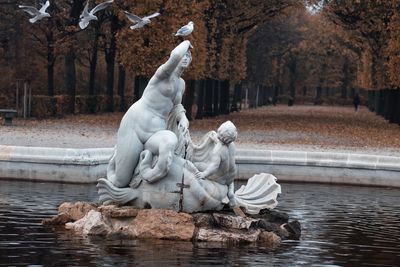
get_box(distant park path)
[1,105,400,156]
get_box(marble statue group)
[97,40,281,215]
[18,0,280,215]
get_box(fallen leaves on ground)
[2,105,400,154]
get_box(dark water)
[0,180,399,266]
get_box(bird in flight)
[79,0,114,30]
[19,1,51,23]
[174,21,194,37]
[124,11,160,30]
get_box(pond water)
[0,180,399,266]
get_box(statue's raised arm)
[156,40,192,80]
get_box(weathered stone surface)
[283,220,301,240]
[257,220,289,239]
[59,201,97,221]
[192,213,216,227]
[42,212,72,225]
[45,201,301,244]
[66,210,110,236]
[213,213,258,229]
[98,205,139,218]
[107,218,136,238]
[257,210,289,224]
[132,209,195,241]
[196,228,261,243]
[258,231,281,248]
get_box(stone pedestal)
[43,201,301,248]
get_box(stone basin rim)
[0,145,398,170]
[0,145,399,187]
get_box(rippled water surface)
[0,180,399,266]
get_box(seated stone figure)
[98,121,238,212]
[106,41,191,188]
[98,119,280,214]
[186,121,238,206]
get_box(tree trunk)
[64,0,84,114]
[246,83,253,108]
[262,85,268,105]
[273,85,279,105]
[255,85,259,108]
[397,90,400,125]
[325,87,330,97]
[367,91,375,112]
[104,15,118,112]
[213,80,220,116]
[382,89,390,120]
[203,79,213,117]
[231,83,241,112]
[219,80,229,114]
[47,62,54,97]
[314,86,322,105]
[88,26,100,96]
[288,56,296,106]
[117,65,126,111]
[302,86,307,96]
[65,48,76,113]
[106,54,115,112]
[374,90,384,116]
[195,80,205,120]
[341,60,350,99]
[134,76,148,101]
[183,80,195,120]
[47,49,54,96]
[46,30,55,97]
[134,76,140,101]
[387,90,397,123]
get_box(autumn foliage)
[0,0,399,120]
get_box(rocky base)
[43,202,301,248]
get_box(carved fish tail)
[97,178,138,205]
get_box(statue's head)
[179,49,192,70]
[217,121,237,145]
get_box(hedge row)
[31,95,135,118]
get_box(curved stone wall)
[0,145,112,183]
[1,145,399,187]
[236,149,400,187]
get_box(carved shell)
[234,173,281,215]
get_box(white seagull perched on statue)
[79,0,114,30]
[19,1,51,23]
[174,21,194,37]
[124,11,160,29]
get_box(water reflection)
[0,180,399,266]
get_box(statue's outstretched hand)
[195,171,206,180]
[178,117,189,135]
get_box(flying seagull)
[79,0,114,30]
[19,1,51,23]
[174,21,194,37]
[124,11,160,30]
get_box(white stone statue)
[97,41,281,215]
[186,121,238,207]
[107,40,191,189]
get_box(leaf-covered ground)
[1,105,400,156]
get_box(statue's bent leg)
[141,130,178,183]
[109,132,143,188]
[106,147,117,182]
